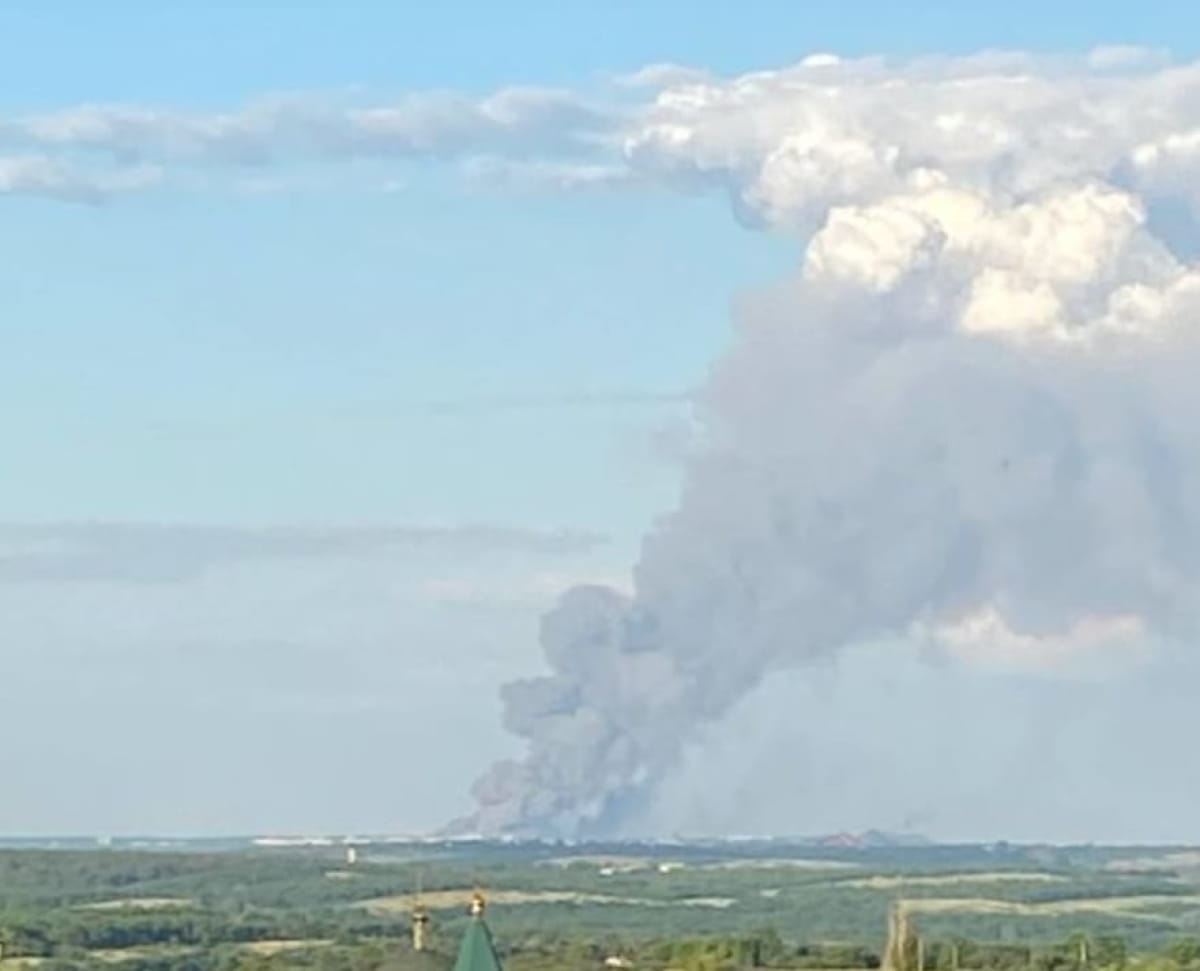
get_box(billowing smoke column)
[466,51,1200,837]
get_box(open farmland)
[2,841,1200,970]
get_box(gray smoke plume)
[462,53,1200,838]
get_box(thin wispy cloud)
[0,155,159,203]
[417,390,692,417]
[0,87,613,189]
[0,521,607,584]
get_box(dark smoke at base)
[456,585,685,838]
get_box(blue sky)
[2,178,780,531]
[6,0,1200,837]
[1,0,1195,104]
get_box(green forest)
[2,841,1200,971]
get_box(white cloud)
[918,605,1149,675]
[4,87,607,175]
[459,156,638,191]
[1086,45,1169,72]
[799,177,1190,341]
[9,47,1200,213]
[613,63,712,90]
[616,50,1200,237]
[0,155,158,203]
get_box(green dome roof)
[452,916,504,971]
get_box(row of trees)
[500,931,1200,971]
[12,927,1200,971]
[0,908,410,957]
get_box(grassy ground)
[903,894,1200,920]
[358,890,739,912]
[838,873,1067,890]
[76,899,194,912]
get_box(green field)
[2,841,1200,971]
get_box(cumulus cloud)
[450,49,1200,840]
[0,521,606,584]
[621,52,1200,229]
